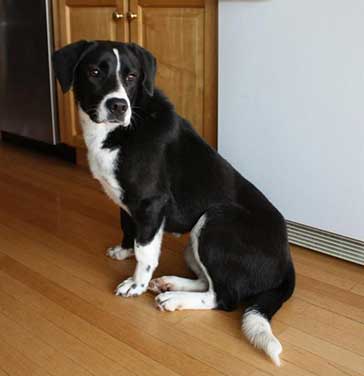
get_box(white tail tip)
[242,310,282,366]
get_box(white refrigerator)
[218,0,364,264]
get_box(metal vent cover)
[287,221,364,265]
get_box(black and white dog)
[53,40,295,366]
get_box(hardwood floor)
[0,141,363,376]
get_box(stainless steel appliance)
[0,0,58,144]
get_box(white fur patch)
[79,107,130,215]
[149,276,208,293]
[155,291,216,311]
[97,49,131,126]
[190,215,214,292]
[106,245,134,260]
[242,310,283,366]
[115,220,165,297]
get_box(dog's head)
[52,40,156,127]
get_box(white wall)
[218,0,364,241]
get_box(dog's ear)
[129,43,157,97]
[52,40,97,93]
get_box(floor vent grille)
[287,221,364,265]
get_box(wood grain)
[0,307,92,376]
[130,0,218,147]
[0,337,51,376]
[352,283,364,296]
[0,141,364,376]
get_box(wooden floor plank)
[0,290,140,376]
[280,327,364,375]
[275,297,364,356]
[279,345,356,376]
[351,283,364,297]
[250,372,273,376]
[295,275,364,324]
[0,177,118,253]
[0,310,93,376]
[291,253,357,291]
[291,246,364,286]
[0,337,52,376]
[0,272,179,376]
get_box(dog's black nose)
[106,98,128,115]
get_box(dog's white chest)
[88,147,123,206]
[79,108,131,214]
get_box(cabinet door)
[54,0,128,146]
[129,0,217,147]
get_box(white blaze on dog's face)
[52,41,156,128]
[95,49,132,127]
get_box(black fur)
[53,40,295,319]
[52,40,97,92]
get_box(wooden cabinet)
[129,0,217,146]
[53,0,217,151]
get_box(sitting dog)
[53,40,295,366]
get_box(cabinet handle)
[112,11,124,21]
[127,12,138,22]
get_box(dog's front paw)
[106,245,134,260]
[115,277,147,297]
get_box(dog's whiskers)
[131,110,145,123]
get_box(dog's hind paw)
[106,245,134,260]
[149,277,173,293]
[155,291,217,311]
[155,292,183,311]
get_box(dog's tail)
[241,261,295,366]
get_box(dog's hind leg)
[149,244,208,292]
[149,275,208,293]
[155,290,216,311]
[154,215,217,310]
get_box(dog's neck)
[78,105,120,150]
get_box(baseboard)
[1,131,76,163]
[287,221,364,265]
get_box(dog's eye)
[126,73,137,82]
[89,68,100,78]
